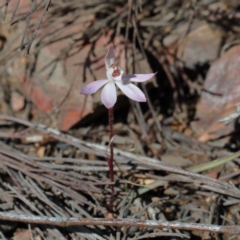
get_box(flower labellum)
[80,46,156,109]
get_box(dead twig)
[0,212,239,234]
[218,106,240,126]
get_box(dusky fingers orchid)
[80,46,156,108]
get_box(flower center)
[110,64,121,78]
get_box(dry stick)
[10,0,20,21]
[0,212,240,234]
[19,0,37,50]
[26,0,51,54]
[132,13,163,140]
[0,0,10,9]
[10,0,43,25]
[2,0,10,21]
[1,115,240,198]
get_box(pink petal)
[122,72,157,82]
[101,81,117,108]
[104,46,115,70]
[80,79,109,95]
[115,82,146,102]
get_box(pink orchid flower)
[80,46,156,109]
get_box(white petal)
[122,72,157,82]
[104,46,115,70]
[101,81,117,108]
[115,82,146,102]
[80,79,109,94]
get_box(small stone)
[10,91,25,111]
[193,45,240,142]
[177,23,223,65]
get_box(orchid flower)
[80,46,156,109]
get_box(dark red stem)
[107,107,114,212]
[108,107,114,183]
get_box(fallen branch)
[0,212,239,234]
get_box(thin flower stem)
[108,107,114,183]
[108,107,114,212]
